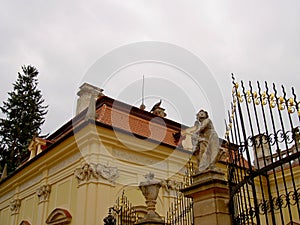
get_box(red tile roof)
[95,103,179,146]
[47,95,185,149]
[94,96,184,147]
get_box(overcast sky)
[1,0,299,137]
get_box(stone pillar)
[181,169,231,225]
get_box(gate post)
[181,169,231,225]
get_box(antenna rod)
[142,75,145,105]
[140,75,146,110]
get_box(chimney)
[76,83,104,115]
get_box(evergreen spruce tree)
[0,65,47,174]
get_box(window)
[45,208,72,225]
[19,221,31,225]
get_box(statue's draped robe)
[193,118,219,172]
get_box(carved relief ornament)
[74,163,119,184]
[36,184,51,203]
[10,198,21,215]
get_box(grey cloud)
[0,0,299,135]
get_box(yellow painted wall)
[2,121,297,225]
[0,123,193,225]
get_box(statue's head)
[197,110,208,121]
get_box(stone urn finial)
[138,172,163,224]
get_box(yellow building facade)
[2,81,298,225]
[0,83,199,225]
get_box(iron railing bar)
[176,196,179,225]
[231,102,239,146]
[228,110,238,187]
[183,194,186,225]
[232,115,241,185]
[228,142,300,209]
[247,81,271,225]
[232,101,249,224]
[116,195,119,225]
[231,143,300,183]
[264,83,285,225]
[257,81,278,224]
[166,179,194,225]
[170,202,173,225]
[238,148,252,223]
[282,85,300,219]
[261,82,286,225]
[228,77,300,225]
[227,116,239,224]
[292,88,300,219]
[227,162,254,172]
[190,199,194,225]
[188,198,191,225]
[240,80,261,225]
[233,89,253,225]
[230,75,244,225]
[179,195,183,225]
[227,79,252,224]
[273,83,294,224]
[292,87,300,123]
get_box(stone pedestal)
[181,169,231,225]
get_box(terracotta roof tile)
[96,104,178,147]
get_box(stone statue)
[192,110,220,172]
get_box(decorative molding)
[112,149,167,170]
[10,198,21,215]
[49,151,81,176]
[20,220,31,225]
[19,173,42,192]
[36,184,51,203]
[0,189,14,204]
[74,163,119,184]
[46,208,72,225]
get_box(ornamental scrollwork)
[247,128,297,150]
[74,163,119,184]
[233,206,256,225]
[255,188,300,215]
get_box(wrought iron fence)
[226,75,300,225]
[104,160,195,225]
[165,191,194,225]
[165,160,195,225]
[104,191,138,225]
